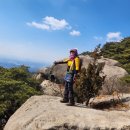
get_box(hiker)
[54,49,80,106]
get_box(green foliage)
[0,66,41,129]
[101,37,130,71]
[74,46,106,105]
[101,37,130,83]
[80,51,91,56]
[81,37,130,83]
[121,75,130,83]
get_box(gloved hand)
[54,61,58,65]
[54,60,64,65]
[73,72,80,83]
[73,74,77,83]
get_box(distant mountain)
[0,58,49,72]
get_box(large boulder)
[35,67,51,80]
[38,55,128,83]
[36,56,128,95]
[40,80,64,97]
[4,95,130,130]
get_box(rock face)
[36,55,128,95]
[40,80,64,97]
[38,55,128,83]
[4,95,130,130]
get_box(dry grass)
[89,93,130,111]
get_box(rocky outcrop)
[36,55,128,95]
[40,80,64,97]
[4,95,130,130]
[37,55,128,83]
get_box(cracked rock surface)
[4,95,130,130]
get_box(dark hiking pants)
[63,81,74,103]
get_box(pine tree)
[74,45,106,106]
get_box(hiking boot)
[60,99,69,103]
[66,102,75,106]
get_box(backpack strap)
[69,59,75,72]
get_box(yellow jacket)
[63,57,80,72]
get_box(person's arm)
[73,57,80,82]
[75,57,80,74]
[54,58,69,65]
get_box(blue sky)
[0,0,130,65]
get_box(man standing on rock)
[54,49,80,106]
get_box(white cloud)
[106,32,123,42]
[27,22,50,30]
[94,36,103,41]
[27,16,82,36]
[27,16,70,31]
[44,16,69,30]
[69,30,81,36]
